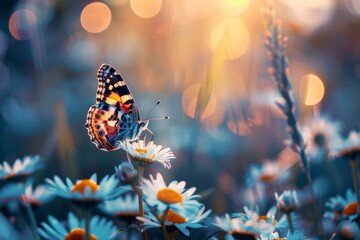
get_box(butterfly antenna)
[147,116,170,121]
[144,100,161,120]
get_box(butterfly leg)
[145,128,154,141]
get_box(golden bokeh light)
[219,0,250,15]
[227,119,251,136]
[9,9,37,40]
[210,17,249,60]
[130,0,162,18]
[300,74,325,106]
[80,2,112,33]
[281,0,335,34]
[182,84,217,120]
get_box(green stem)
[137,166,148,240]
[350,159,360,213]
[286,212,294,233]
[24,204,40,240]
[305,169,325,239]
[138,166,145,218]
[85,208,91,240]
[168,231,175,240]
[160,208,170,240]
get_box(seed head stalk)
[263,1,324,238]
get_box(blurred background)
[1,0,360,233]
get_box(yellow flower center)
[135,148,147,154]
[64,228,97,240]
[343,202,358,216]
[258,173,277,182]
[159,209,186,224]
[258,215,277,225]
[157,188,183,204]
[70,179,99,194]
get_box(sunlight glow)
[80,2,112,33]
[280,0,335,34]
[210,17,249,60]
[182,84,217,120]
[300,74,325,106]
[219,0,250,15]
[130,0,162,18]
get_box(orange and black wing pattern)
[85,64,140,151]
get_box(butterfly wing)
[96,64,139,120]
[85,64,140,151]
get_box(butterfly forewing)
[85,64,143,151]
[96,64,139,119]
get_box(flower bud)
[115,162,137,185]
[275,190,299,213]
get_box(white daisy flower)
[46,173,127,206]
[331,130,360,159]
[142,173,202,214]
[99,193,139,221]
[23,183,55,207]
[0,155,43,181]
[301,116,341,162]
[38,212,118,240]
[324,189,357,221]
[246,160,290,186]
[232,206,287,231]
[0,181,30,208]
[214,213,274,240]
[137,206,211,236]
[118,140,175,169]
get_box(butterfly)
[85,64,149,151]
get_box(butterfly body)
[85,64,149,151]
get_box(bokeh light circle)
[219,0,250,15]
[210,17,249,60]
[280,0,335,35]
[8,9,37,40]
[80,2,112,33]
[182,84,217,120]
[130,0,162,18]
[300,74,325,106]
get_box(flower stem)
[84,208,91,240]
[286,212,294,233]
[137,166,148,240]
[24,203,40,240]
[350,158,360,211]
[263,3,325,238]
[160,208,170,240]
[138,166,145,218]
[168,231,175,240]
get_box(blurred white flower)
[119,140,175,169]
